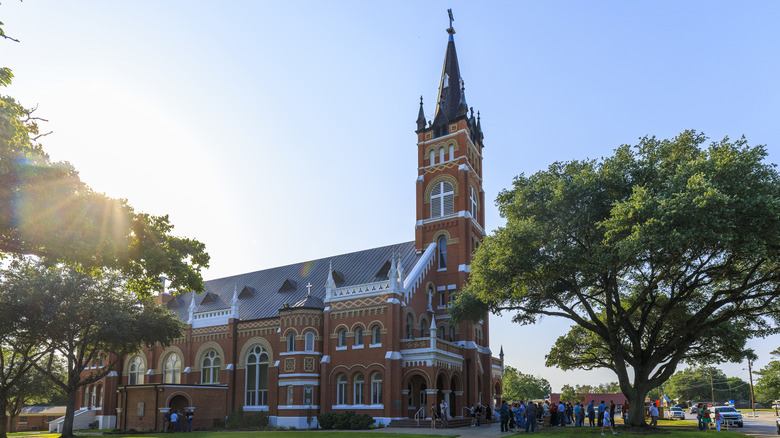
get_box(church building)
[60,18,503,432]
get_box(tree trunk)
[60,386,78,438]
[0,395,10,438]
[625,389,649,427]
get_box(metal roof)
[168,241,420,322]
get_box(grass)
[6,421,763,438]
[527,419,749,437]
[9,434,458,438]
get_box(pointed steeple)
[187,294,197,324]
[416,96,426,131]
[457,79,468,117]
[231,283,239,319]
[434,17,464,124]
[325,260,336,300]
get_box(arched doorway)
[169,394,189,413]
[450,375,460,417]
[406,374,428,418]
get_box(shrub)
[226,407,270,430]
[316,411,374,430]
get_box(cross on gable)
[306,282,313,294]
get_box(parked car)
[690,406,699,415]
[669,407,685,420]
[712,406,743,428]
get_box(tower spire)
[416,96,426,131]
[434,9,464,126]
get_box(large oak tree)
[452,131,780,426]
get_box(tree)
[1,82,209,297]
[1,260,185,438]
[501,366,552,401]
[664,365,750,403]
[452,131,780,427]
[0,260,54,438]
[754,347,780,405]
[6,362,65,432]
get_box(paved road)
[734,411,778,438]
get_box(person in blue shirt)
[598,400,607,427]
[574,402,583,426]
[587,400,595,427]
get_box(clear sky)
[4,1,780,392]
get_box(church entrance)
[405,374,429,418]
[168,395,189,413]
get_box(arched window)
[438,236,447,270]
[95,385,103,408]
[305,332,315,352]
[128,356,144,385]
[372,326,381,344]
[89,385,95,408]
[420,318,428,338]
[354,327,363,346]
[336,374,347,405]
[338,329,347,347]
[450,325,456,342]
[439,324,447,340]
[246,345,269,406]
[470,186,478,218]
[371,372,383,405]
[83,387,89,408]
[430,150,435,166]
[286,332,295,352]
[439,291,446,306]
[201,350,221,384]
[439,148,445,163]
[449,145,454,161]
[430,181,455,218]
[354,373,365,405]
[405,314,413,339]
[286,385,294,405]
[163,352,182,384]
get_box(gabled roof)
[238,286,255,298]
[19,406,67,416]
[168,241,420,322]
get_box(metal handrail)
[414,406,427,426]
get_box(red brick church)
[59,19,503,432]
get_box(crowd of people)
[162,409,194,432]
[454,399,635,434]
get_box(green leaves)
[0,90,209,296]
[464,130,780,424]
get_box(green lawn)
[5,422,764,438]
[8,433,457,438]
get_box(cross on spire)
[306,282,313,295]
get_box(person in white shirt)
[648,403,659,427]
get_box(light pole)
[747,358,756,418]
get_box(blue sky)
[4,1,780,391]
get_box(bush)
[225,407,270,430]
[316,411,374,430]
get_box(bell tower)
[414,13,490,408]
[415,15,485,272]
